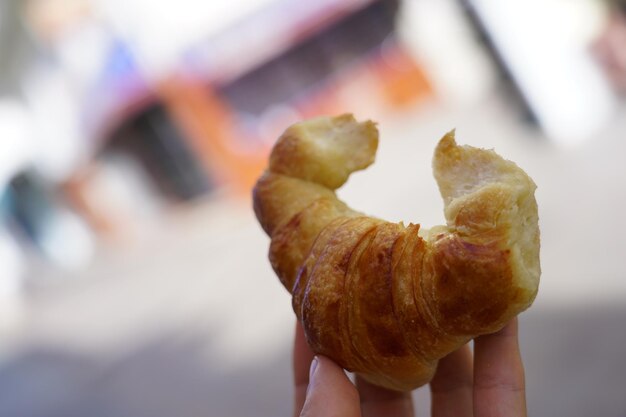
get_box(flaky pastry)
[253,114,540,391]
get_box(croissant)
[253,114,540,391]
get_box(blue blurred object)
[4,171,94,270]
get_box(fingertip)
[311,356,359,400]
[300,355,361,417]
[473,318,527,417]
[474,317,520,357]
[430,344,473,417]
[493,317,519,338]
[430,343,473,394]
[356,375,414,417]
[293,322,315,416]
[294,321,315,385]
[308,356,319,383]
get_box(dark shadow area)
[1,304,625,417]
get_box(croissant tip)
[444,128,457,141]
[435,129,458,155]
[336,113,356,122]
[335,113,378,128]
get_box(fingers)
[294,320,412,417]
[300,356,361,417]
[473,318,527,417]
[355,376,414,417]
[293,321,315,417]
[430,343,473,417]
[294,322,361,417]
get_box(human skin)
[293,318,527,417]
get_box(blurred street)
[2,93,626,416]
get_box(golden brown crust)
[252,115,540,391]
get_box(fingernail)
[309,356,319,381]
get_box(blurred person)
[293,319,526,417]
[593,0,626,93]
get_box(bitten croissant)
[253,114,540,391]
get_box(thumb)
[299,356,361,417]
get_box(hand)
[292,318,527,417]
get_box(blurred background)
[0,0,625,415]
